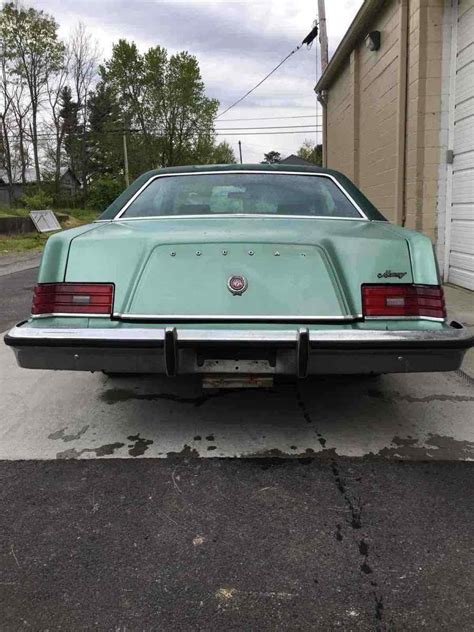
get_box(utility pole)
[317,0,328,73]
[123,130,130,187]
[238,140,243,164]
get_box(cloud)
[29,0,363,162]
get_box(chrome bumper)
[5,322,473,376]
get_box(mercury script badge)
[377,270,407,279]
[228,275,248,295]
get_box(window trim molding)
[111,170,369,221]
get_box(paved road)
[0,267,38,331]
[1,265,473,630]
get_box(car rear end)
[5,166,473,383]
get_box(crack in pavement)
[296,385,385,630]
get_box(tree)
[0,49,15,196]
[46,52,70,190]
[69,23,100,194]
[87,81,122,179]
[10,80,31,184]
[297,140,322,166]
[262,150,281,164]
[1,3,65,183]
[100,41,220,171]
[210,141,236,164]
[59,86,80,173]
[100,39,149,140]
[147,49,218,167]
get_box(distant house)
[279,154,314,166]
[0,166,81,205]
[58,167,81,196]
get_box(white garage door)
[446,0,474,290]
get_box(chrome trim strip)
[30,313,447,324]
[113,313,362,322]
[113,170,369,221]
[31,313,110,319]
[111,214,368,223]
[6,324,473,346]
[365,315,446,323]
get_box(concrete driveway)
[1,342,473,461]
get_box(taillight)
[32,283,114,316]
[362,284,446,319]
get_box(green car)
[5,164,473,386]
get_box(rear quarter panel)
[38,224,103,283]
[375,224,440,285]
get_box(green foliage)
[262,151,281,164]
[297,140,322,166]
[51,193,86,210]
[87,178,124,211]
[88,82,123,179]
[209,141,237,165]
[99,40,220,170]
[0,3,65,80]
[21,190,54,210]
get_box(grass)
[0,233,49,254]
[0,206,99,221]
[0,208,100,255]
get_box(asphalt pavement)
[1,262,473,631]
[0,267,38,331]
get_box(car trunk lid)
[125,242,349,320]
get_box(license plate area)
[196,347,276,374]
[200,358,275,374]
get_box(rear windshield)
[119,173,362,219]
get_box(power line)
[14,114,323,142]
[215,22,319,120]
[215,124,322,131]
[218,114,321,122]
[27,125,322,141]
[215,45,303,120]
[215,130,321,136]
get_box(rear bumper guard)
[4,321,474,376]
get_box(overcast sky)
[30,0,363,163]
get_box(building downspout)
[395,0,409,226]
[350,49,360,185]
[316,90,328,167]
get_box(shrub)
[86,178,123,211]
[21,190,54,210]
[52,193,86,210]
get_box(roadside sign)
[29,210,62,233]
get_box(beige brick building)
[315,0,474,290]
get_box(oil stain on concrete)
[127,433,153,457]
[48,425,89,442]
[56,442,125,460]
[378,434,474,460]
